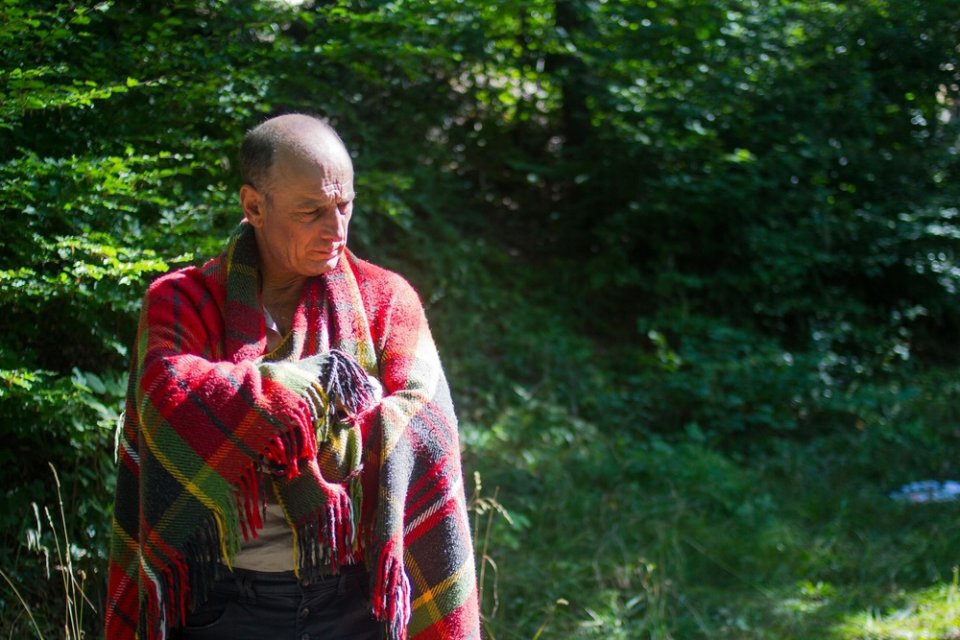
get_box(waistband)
[215,563,368,598]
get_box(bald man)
[105,114,480,640]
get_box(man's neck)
[260,271,305,301]
[259,270,305,335]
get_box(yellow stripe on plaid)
[110,517,139,569]
[140,412,243,564]
[406,552,476,637]
[141,427,224,516]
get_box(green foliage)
[463,362,960,638]
[2,0,960,637]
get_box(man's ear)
[240,184,265,228]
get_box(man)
[105,114,480,640]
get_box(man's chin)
[308,254,341,276]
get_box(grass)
[4,359,960,640]
[462,383,960,640]
[5,408,959,640]
[834,577,960,640]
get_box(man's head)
[239,114,355,282]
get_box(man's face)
[243,145,355,281]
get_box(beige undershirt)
[232,307,296,571]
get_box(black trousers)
[178,565,384,640]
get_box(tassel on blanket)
[296,480,358,580]
[261,402,320,479]
[178,462,265,626]
[145,550,191,640]
[235,463,264,543]
[317,349,375,420]
[348,469,364,558]
[372,538,412,640]
[184,513,225,612]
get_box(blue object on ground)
[890,480,960,504]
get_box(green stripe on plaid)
[106,223,479,640]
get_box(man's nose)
[317,208,344,238]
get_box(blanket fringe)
[143,548,192,639]
[174,464,261,632]
[235,463,264,543]
[319,349,374,418]
[154,412,368,637]
[183,512,227,613]
[262,411,318,479]
[295,477,364,581]
[372,538,411,640]
[349,469,364,557]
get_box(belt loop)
[237,570,257,603]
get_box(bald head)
[238,114,356,284]
[240,114,353,193]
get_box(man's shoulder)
[144,254,226,303]
[348,252,418,299]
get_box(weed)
[1,464,95,639]
[471,471,517,638]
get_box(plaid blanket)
[105,223,479,639]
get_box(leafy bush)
[2,0,960,638]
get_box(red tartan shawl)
[105,223,480,639]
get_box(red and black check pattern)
[105,223,479,639]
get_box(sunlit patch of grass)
[462,375,960,640]
[835,574,960,640]
[777,579,837,616]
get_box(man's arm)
[106,268,330,640]
[132,269,331,478]
[355,269,481,639]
